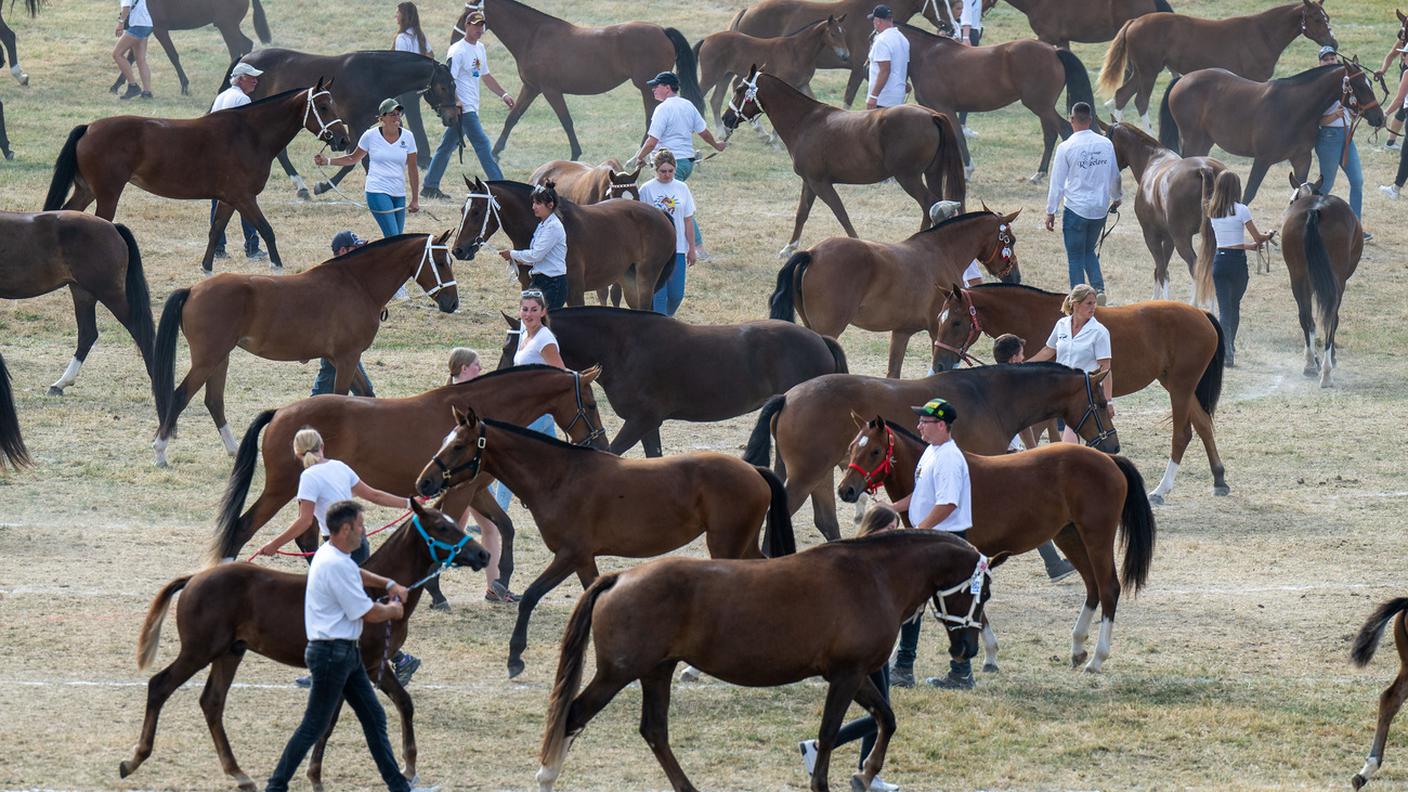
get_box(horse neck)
[881,428,923,504]
[1004,366,1086,428]
[480,424,580,514]
[486,0,566,51]
[1253,4,1304,54]
[1275,67,1347,126]
[363,525,431,592]
[1115,130,1160,179]
[492,185,540,248]
[758,76,827,146]
[383,52,436,90]
[970,287,1061,348]
[246,92,316,156]
[341,237,427,305]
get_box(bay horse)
[528,158,642,204]
[42,82,353,273]
[1350,596,1408,790]
[768,208,1022,378]
[697,15,849,130]
[930,283,1226,504]
[1099,2,1337,128]
[150,233,459,467]
[415,408,796,678]
[721,67,966,258]
[743,363,1120,541]
[839,417,1154,673]
[0,0,37,87]
[1158,61,1384,205]
[451,0,704,162]
[108,0,272,96]
[900,24,1095,180]
[1102,119,1228,298]
[0,210,155,397]
[0,351,28,471]
[451,178,675,310]
[494,306,848,457]
[118,499,490,792]
[1001,0,1173,49]
[535,531,991,792]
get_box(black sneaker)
[1046,558,1076,582]
[394,652,422,686]
[119,84,141,100]
[420,186,450,201]
[890,665,915,688]
[212,249,229,260]
[140,91,153,100]
[926,671,975,690]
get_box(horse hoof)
[180,85,190,96]
[46,385,64,396]
[982,662,999,674]
[16,74,28,87]
[270,266,285,276]
[1025,172,1046,184]
[678,667,701,683]
[1148,492,1164,506]
[850,774,869,792]
[1213,485,1229,497]
[2,149,13,161]
[1082,664,1102,675]
[507,658,525,679]
[1070,651,1088,668]
[1353,774,1369,790]
[1303,366,1318,378]
[296,188,311,201]
[118,760,133,778]
[237,777,258,792]
[313,181,333,196]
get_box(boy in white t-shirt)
[866,5,910,109]
[422,10,515,199]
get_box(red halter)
[847,425,896,496]
[932,288,987,367]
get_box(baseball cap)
[465,9,485,25]
[911,398,958,424]
[647,71,680,89]
[869,4,893,19]
[378,98,404,115]
[330,230,364,253]
[1318,45,1338,59]
[231,63,264,79]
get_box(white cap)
[230,63,264,82]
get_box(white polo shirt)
[1045,314,1113,373]
[909,439,972,533]
[297,459,360,537]
[304,542,373,641]
[647,96,707,162]
[210,85,252,112]
[868,26,910,107]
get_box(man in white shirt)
[206,62,267,266]
[422,10,514,199]
[629,71,725,255]
[866,5,910,110]
[1045,101,1121,303]
[956,0,984,136]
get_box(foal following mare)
[697,15,849,130]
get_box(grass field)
[2,0,1408,789]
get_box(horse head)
[415,406,488,498]
[1059,368,1120,454]
[452,176,503,260]
[977,207,1021,281]
[837,413,896,503]
[424,62,459,127]
[542,365,610,449]
[930,285,984,372]
[305,77,352,151]
[824,15,851,64]
[1342,58,1386,128]
[405,497,491,572]
[414,230,460,313]
[1299,0,1337,50]
[721,65,766,131]
[605,167,642,200]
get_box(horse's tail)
[1058,49,1095,112]
[1196,311,1225,418]
[1192,166,1217,306]
[1352,597,1408,667]
[541,573,621,770]
[654,248,677,295]
[137,575,192,671]
[770,252,810,321]
[929,112,967,205]
[1303,205,1340,346]
[214,59,239,107]
[250,0,272,44]
[743,394,785,467]
[823,336,849,374]
[1097,22,1132,98]
[728,6,747,31]
[1112,455,1155,592]
[756,467,797,557]
[212,408,276,564]
[1157,76,1181,153]
[0,352,30,471]
[43,125,87,211]
[665,28,706,114]
[153,288,191,437]
[113,223,157,387]
[1154,0,1173,13]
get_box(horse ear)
[628,167,641,180]
[1095,115,1111,133]
[1311,175,1324,194]
[451,405,466,424]
[1003,208,1022,223]
[580,364,603,384]
[1091,369,1111,385]
[872,414,886,429]
[850,410,868,429]
[501,310,518,328]
[410,497,427,516]
[979,199,991,214]
[463,174,475,191]
[949,283,965,298]
[749,63,760,78]
[1399,8,1407,24]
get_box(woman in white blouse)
[1029,284,1114,443]
[500,181,569,309]
[392,2,433,158]
[315,98,420,237]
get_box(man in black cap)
[866,4,910,110]
[629,71,727,255]
[309,231,375,397]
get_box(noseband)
[562,369,608,447]
[455,190,502,256]
[415,234,457,298]
[303,87,346,144]
[431,423,487,487]
[983,221,1017,278]
[1070,370,1117,449]
[932,553,990,631]
[932,289,986,367]
[411,513,476,571]
[846,425,895,496]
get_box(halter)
[1069,370,1118,450]
[981,221,1017,278]
[931,553,991,631]
[926,0,957,33]
[562,369,608,447]
[431,422,487,486]
[303,87,345,144]
[1338,66,1380,168]
[411,513,476,572]
[605,180,640,200]
[414,235,457,297]
[846,425,896,496]
[932,288,986,367]
[725,72,765,128]
[455,190,503,256]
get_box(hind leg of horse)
[1029,110,1062,180]
[231,483,301,560]
[494,84,541,158]
[810,475,843,542]
[781,183,819,258]
[119,652,210,779]
[884,330,916,379]
[894,171,937,231]
[1147,390,1195,505]
[540,89,583,162]
[1171,233,1200,301]
[205,201,238,272]
[232,199,281,270]
[537,669,635,792]
[1187,401,1228,495]
[199,650,256,790]
[156,345,232,463]
[49,286,99,396]
[1073,524,1121,674]
[811,672,865,792]
[851,673,896,792]
[150,28,188,95]
[637,663,700,792]
[1141,226,1173,299]
[1051,526,1100,669]
[203,357,240,456]
[1354,621,1408,789]
[811,181,858,238]
[507,552,584,678]
[1290,280,1318,376]
[216,22,254,62]
[62,178,97,213]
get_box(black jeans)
[531,272,569,311]
[264,640,409,792]
[1395,136,1408,188]
[210,199,260,255]
[835,665,890,769]
[895,530,972,677]
[957,28,982,127]
[1212,249,1249,364]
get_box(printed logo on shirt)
[1076,150,1112,170]
[652,195,679,216]
[472,57,482,78]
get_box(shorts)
[126,25,153,39]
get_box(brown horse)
[0,211,154,396]
[108,0,272,96]
[697,15,849,129]
[1099,2,1337,127]
[529,158,642,204]
[0,0,37,88]
[1350,597,1408,790]
[415,408,796,678]
[0,351,28,471]
[535,531,990,792]
[744,362,1120,540]
[1103,119,1228,298]
[1002,0,1172,49]
[118,499,490,792]
[451,178,675,309]
[930,283,1227,504]
[150,233,459,467]
[901,24,1095,180]
[1159,61,1384,205]
[451,0,703,161]
[768,209,1021,378]
[730,0,942,107]
[839,416,1154,672]
[722,67,966,258]
[42,82,352,272]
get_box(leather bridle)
[430,422,487,488]
[1070,370,1118,450]
[563,369,608,447]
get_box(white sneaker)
[962,125,978,139]
[799,739,818,776]
[409,786,441,792]
[869,777,900,792]
[1380,184,1400,200]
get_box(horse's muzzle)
[436,293,459,314]
[416,476,445,499]
[452,243,479,261]
[838,483,861,503]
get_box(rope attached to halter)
[1339,68,1380,169]
[243,502,424,562]
[1096,207,1120,257]
[374,512,480,684]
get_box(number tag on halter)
[969,555,990,595]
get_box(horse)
[768,208,1022,378]
[42,82,353,273]
[900,24,1095,181]
[930,283,1226,504]
[529,158,642,204]
[1102,119,1229,298]
[0,0,37,87]
[223,50,456,200]
[450,0,704,162]
[697,15,849,130]
[415,407,796,679]
[451,178,675,310]
[118,499,490,792]
[1158,60,1384,205]
[1001,0,1173,49]
[107,0,272,96]
[1350,597,1408,790]
[721,67,966,258]
[0,351,28,471]
[494,306,848,457]
[0,211,155,397]
[1099,2,1337,128]
[729,0,943,107]
[743,362,1120,541]
[150,233,459,467]
[534,531,991,792]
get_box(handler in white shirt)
[1029,283,1116,444]
[866,4,910,109]
[500,182,569,309]
[1045,102,1122,301]
[206,62,267,266]
[421,10,514,198]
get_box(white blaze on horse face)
[938,308,950,325]
[438,428,458,454]
[857,433,870,448]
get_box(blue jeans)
[652,253,687,316]
[1062,208,1107,290]
[366,193,406,238]
[210,199,260,255]
[1212,249,1248,363]
[674,157,704,246]
[264,640,410,792]
[311,359,374,396]
[425,110,503,189]
[491,413,555,508]
[1314,125,1364,219]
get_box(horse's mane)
[547,305,663,320]
[825,527,972,550]
[881,419,924,444]
[898,23,954,44]
[483,417,604,454]
[492,0,563,26]
[321,233,424,263]
[916,210,995,236]
[244,86,315,108]
[450,363,565,386]
[1274,63,1344,87]
[488,180,537,199]
[969,282,1065,298]
[783,17,829,37]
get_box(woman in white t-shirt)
[638,149,697,316]
[1193,170,1272,368]
[1029,284,1114,444]
[315,98,420,237]
[392,2,434,158]
[112,0,154,100]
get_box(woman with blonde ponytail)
[1193,170,1272,367]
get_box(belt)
[310,638,358,646]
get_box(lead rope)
[1096,208,1120,257]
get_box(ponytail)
[293,427,324,469]
[1061,284,1097,315]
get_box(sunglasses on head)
[521,289,545,299]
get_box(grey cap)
[330,230,364,253]
[378,97,404,115]
[1318,45,1338,59]
[230,62,264,79]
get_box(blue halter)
[408,514,474,590]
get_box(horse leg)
[1148,390,1194,505]
[466,486,516,589]
[894,171,936,230]
[1171,233,1199,300]
[0,15,24,85]
[276,149,312,200]
[150,27,188,95]
[1074,525,1121,674]
[1034,113,1059,180]
[156,349,231,466]
[1188,402,1229,496]
[199,650,256,790]
[1242,158,1272,206]
[980,614,1000,673]
[1133,71,1159,130]
[1354,615,1408,790]
[811,673,865,792]
[232,199,282,271]
[216,21,254,61]
[205,201,238,273]
[494,83,541,158]
[203,356,239,456]
[885,330,916,379]
[540,89,583,162]
[851,673,896,792]
[638,663,700,792]
[119,652,209,781]
[507,552,583,678]
[842,67,865,108]
[230,482,300,560]
[810,181,858,238]
[810,475,843,542]
[377,668,418,783]
[608,416,662,456]
[62,179,97,213]
[1051,525,1099,669]
[49,285,99,396]
[1291,278,1318,376]
[536,669,635,791]
[781,183,817,259]
[1140,225,1171,299]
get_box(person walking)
[1194,170,1272,368]
[629,71,724,255]
[1379,40,1408,195]
[1046,102,1121,303]
[309,231,377,397]
[500,182,569,310]
[113,0,153,100]
[956,0,984,136]
[1313,46,1367,237]
[315,99,420,238]
[208,62,268,266]
[638,150,697,316]
[865,5,910,110]
[421,9,513,200]
[1028,284,1115,443]
[392,2,434,158]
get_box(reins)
[1096,207,1120,256]
[1338,67,1380,170]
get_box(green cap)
[911,398,957,424]
[378,98,403,116]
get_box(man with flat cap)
[866,4,910,110]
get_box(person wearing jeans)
[501,184,569,310]
[1046,101,1122,304]
[638,150,697,315]
[630,71,725,252]
[1314,46,1366,234]
[208,63,268,264]
[315,98,420,238]
[310,232,376,396]
[421,9,514,199]
[1195,170,1272,368]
